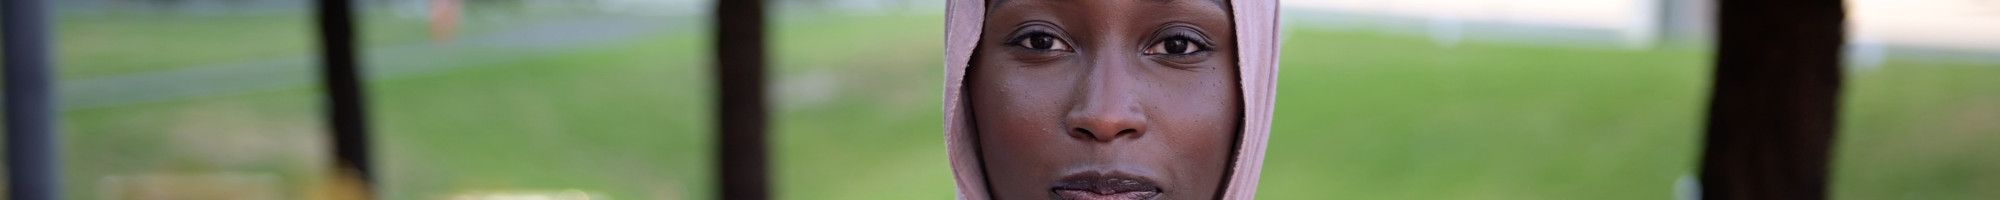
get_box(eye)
[1146,37,1205,55]
[1013,33,1072,51]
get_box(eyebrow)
[987,0,1230,12]
[1168,0,1230,10]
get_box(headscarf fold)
[942,0,1280,199]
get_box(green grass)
[365,32,715,200]
[59,13,716,200]
[54,10,525,80]
[1833,59,2000,199]
[766,13,958,200]
[52,12,2000,200]
[57,13,316,79]
[1261,27,1712,199]
[63,86,329,199]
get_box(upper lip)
[1051,172,1162,198]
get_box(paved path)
[61,15,688,109]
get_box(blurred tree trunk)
[1699,0,1845,199]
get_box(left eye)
[1146,38,1203,55]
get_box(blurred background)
[4,0,1995,199]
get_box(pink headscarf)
[941,0,1281,199]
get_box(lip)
[1050,172,1162,200]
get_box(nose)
[1065,56,1148,143]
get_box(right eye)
[1014,33,1072,51]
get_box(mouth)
[1050,173,1162,200]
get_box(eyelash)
[1007,31,1071,52]
[1152,36,1207,55]
[1001,26,1214,57]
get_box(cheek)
[1150,66,1242,135]
[969,59,1090,199]
[970,65,1076,137]
[968,59,1081,157]
[1145,69,1242,194]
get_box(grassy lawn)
[1259,27,1712,199]
[1833,59,2000,199]
[765,13,958,200]
[53,9,533,80]
[53,12,1999,200]
[365,32,715,200]
[58,12,716,200]
[56,13,317,79]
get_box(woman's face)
[968,0,1240,199]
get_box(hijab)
[942,0,1280,199]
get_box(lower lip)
[1055,189,1159,200]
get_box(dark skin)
[968,0,1240,199]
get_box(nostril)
[1072,128,1094,139]
[1072,127,1142,142]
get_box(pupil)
[1030,36,1052,49]
[1165,39,1189,54]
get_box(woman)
[942,0,1280,199]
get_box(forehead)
[988,0,1229,13]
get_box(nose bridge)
[1067,50,1147,143]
